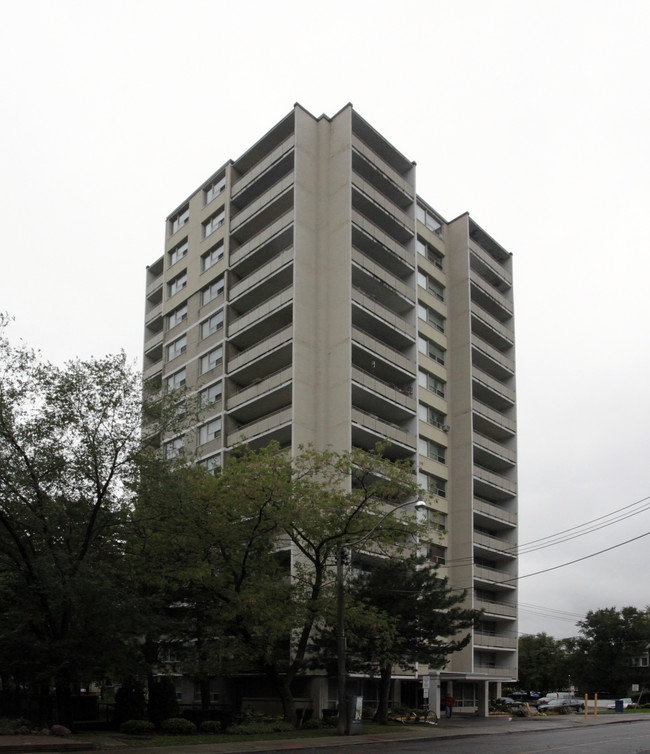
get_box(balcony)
[143,360,162,382]
[227,325,292,378]
[471,302,514,351]
[473,497,517,528]
[229,214,293,272]
[146,279,163,307]
[227,288,292,351]
[227,371,292,426]
[227,406,292,447]
[352,289,415,351]
[232,110,294,178]
[351,134,413,192]
[474,598,517,619]
[352,327,416,377]
[352,213,414,278]
[474,464,517,501]
[472,367,515,411]
[472,399,516,440]
[473,432,516,472]
[351,407,416,459]
[470,271,513,322]
[470,243,512,292]
[227,366,292,412]
[352,185,413,245]
[474,564,515,588]
[351,366,416,422]
[472,336,515,381]
[229,248,293,306]
[352,151,412,211]
[473,664,517,679]
[474,633,518,650]
[474,530,516,559]
[229,179,294,246]
[143,330,163,363]
[352,250,415,317]
[231,135,295,207]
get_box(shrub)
[119,719,155,735]
[161,717,197,735]
[301,718,321,729]
[200,719,222,733]
[228,720,295,735]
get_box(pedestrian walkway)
[0,713,645,754]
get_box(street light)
[336,498,426,735]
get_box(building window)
[416,237,443,269]
[417,270,445,302]
[418,303,445,333]
[416,205,442,234]
[200,381,222,406]
[165,436,184,459]
[205,176,226,204]
[167,335,187,361]
[169,239,188,266]
[202,276,224,305]
[200,454,222,474]
[166,368,186,392]
[200,345,223,374]
[167,303,188,329]
[168,271,187,297]
[418,370,445,398]
[202,241,224,272]
[199,417,222,445]
[418,403,446,429]
[427,543,447,565]
[427,509,447,532]
[419,470,447,497]
[201,309,224,339]
[419,437,446,464]
[418,336,445,366]
[203,208,225,238]
[170,206,189,235]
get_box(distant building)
[143,104,518,715]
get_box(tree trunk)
[375,663,393,724]
[263,666,296,725]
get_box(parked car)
[607,698,635,710]
[539,698,585,713]
[499,696,525,708]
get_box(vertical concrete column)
[476,681,490,717]
[429,674,441,719]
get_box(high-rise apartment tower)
[143,104,518,715]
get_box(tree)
[567,607,650,695]
[133,442,424,724]
[0,317,145,724]
[341,555,478,723]
[517,633,568,693]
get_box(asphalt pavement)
[0,712,646,754]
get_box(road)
[281,719,650,754]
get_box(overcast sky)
[1,0,649,642]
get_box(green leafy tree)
[567,606,650,695]
[517,633,568,693]
[342,555,479,723]
[133,442,423,724]
[0,317,146,724]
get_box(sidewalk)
[0,713,646,754]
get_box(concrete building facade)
[143,104,518,715]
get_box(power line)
[502,530,650,583]
[439,492,650,568]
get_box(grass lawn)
[72,720,410,749]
